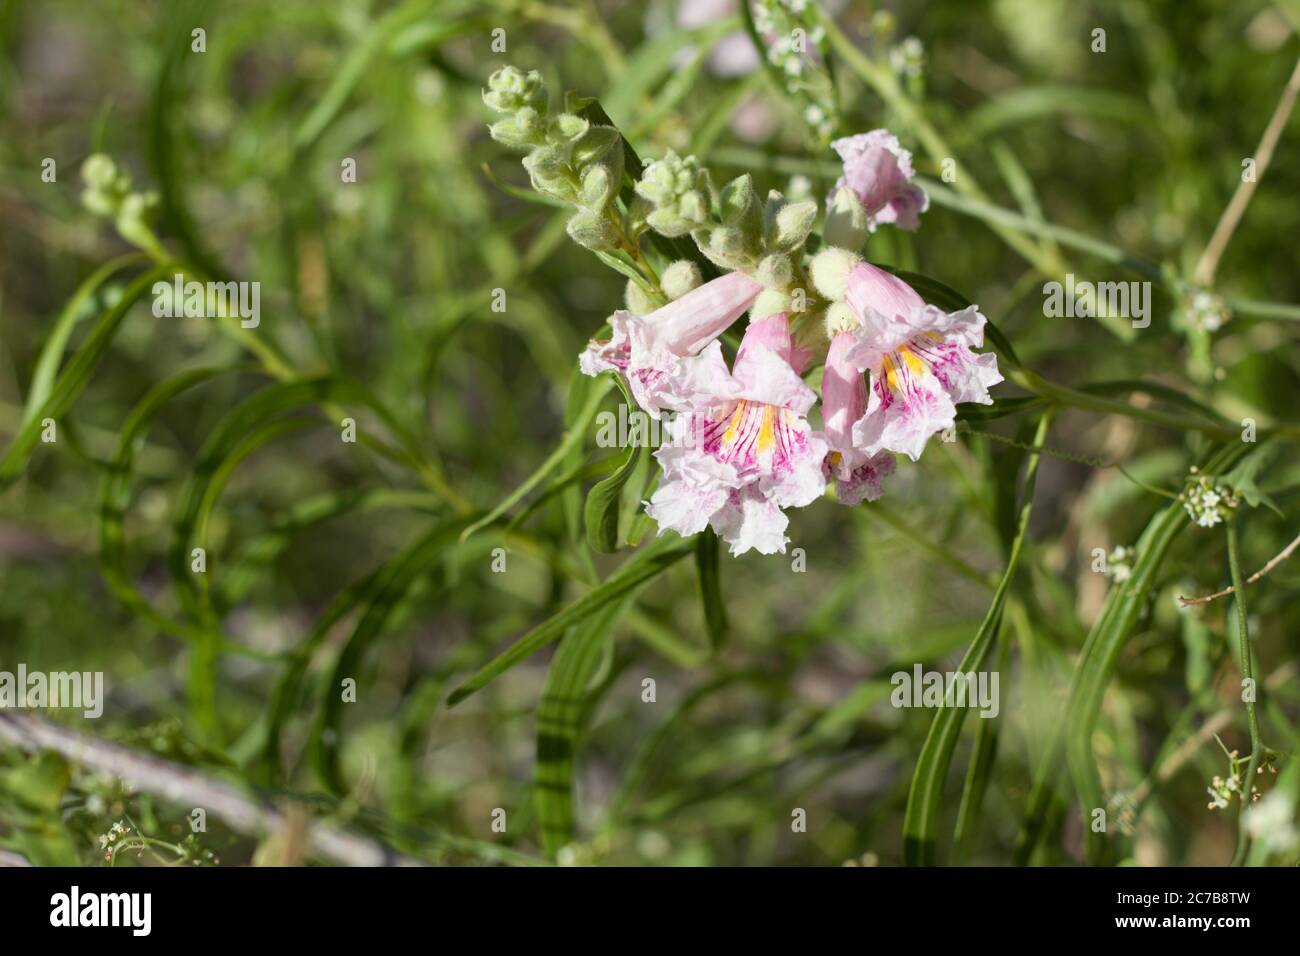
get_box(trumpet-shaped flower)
[814,258,1002,462]
[821,331,896,504]
[579,272,762,417]
[830,130,929,232]
[645,313,828,555]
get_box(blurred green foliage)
[0,0,1298,866]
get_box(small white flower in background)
[1183,475,1239,528]
[1106,545,1135,583]
[1187,289,1231,333]
[97,819,131,849]
[1206,774,1237,810]
[889,36,926,79]
[1244,791,1299,854]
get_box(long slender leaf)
[535,596,632,857]
[446,534,692,706]
[902,410,1051,865]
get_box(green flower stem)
[858,502,997,591]
[710,147,1300,324]
[1005,367,1242,440]
[739,0,792,102]
[1227,516,1263,866]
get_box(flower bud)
[755,253,794,290]
[661,260,702,300]
[565,209,616,250]
[751,288,792,322]
[768,196,818,252]
[483,66,545,114]
[809,247,862,302]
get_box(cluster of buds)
[636,151,818,279]
[80,154,162,257]
[1182,470,1239,528]
[483,67,626,252]
[889,36,926,81]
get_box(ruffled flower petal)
[821,331,895,504]
[830,130,929,232]
[644,314,827,555]
[840,265,1003,461]
[579,273,763,418]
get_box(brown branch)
[0,713,424,867]
[1193,56,1300,286]
[1178,531,1300,607]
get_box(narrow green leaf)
[536,596,632,857]
[22,254,147,431]
[695,528,727,651]
[310,519,468,793]
[584,376,644,552]
[99,364,245,641]
[447,535,692,706]
[0,264,175,488]
[461,376,613,544]
[1016,441,1254,864]
[902,410,1051,865]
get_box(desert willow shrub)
[5,2,1300,869]
[486,67,1001,556]
[481,54,1298,865]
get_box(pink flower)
[579,272,762,418]
[645,313,828,555]
[839,262,1002,461]
[830,130,929,232]
[821,331,896,504]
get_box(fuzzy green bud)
[660,260,702,300]
[766,193,818,253]
[751,288,792,322]
[550,112,590,145]
[80,153,131,217]
[755,253,794,290]
[483,66,545,114]
[565,208,616,250]
[635,151,712,236]
[809,247,862,301]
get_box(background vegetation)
[1,0,1298,866]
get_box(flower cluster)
[580,142,999,555]
[486,68,1004,555]
[1206,750,1276,811]
[1183,473,1239,528]
[1105,545,1135,583]
[1185,289,1231,333]
[97,819,131,861]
